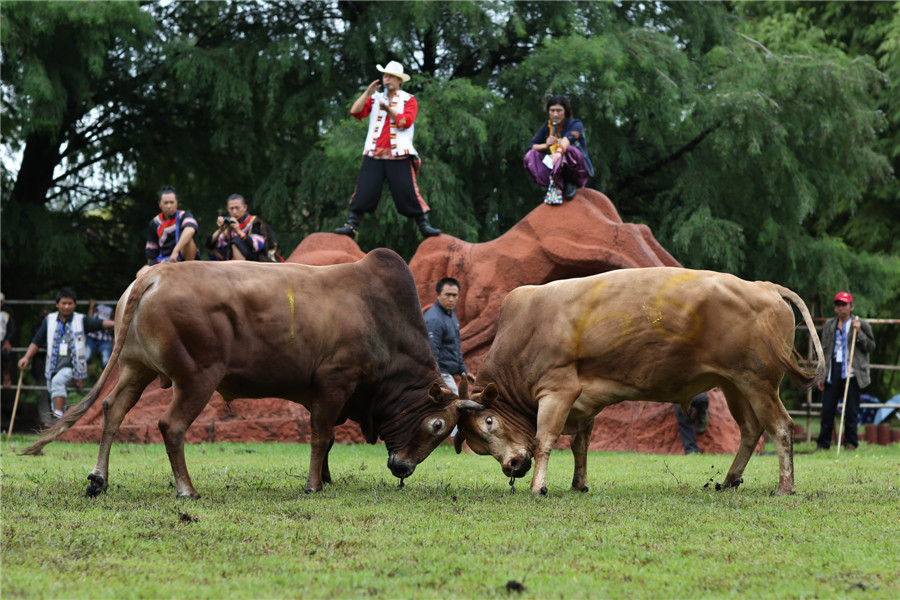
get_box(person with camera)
[206,193,278,262]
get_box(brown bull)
[24,249,479,497]
[454,267,826,496]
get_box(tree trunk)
[12,132,60,207]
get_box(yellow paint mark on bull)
[286,285,295,339]
[573,281,633,356]
[645,272,704,344]
[642,303,663,324]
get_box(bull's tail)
[773,284,826,390]
[21,273,158,456]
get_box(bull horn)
[458,375,469,399]
[454,432,465,454]
[457,399,485,411]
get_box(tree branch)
[615,119,723,195]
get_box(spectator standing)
[85,299,115,370]
[206,194,278,261]
[424,277,468,394]
[334,60,441,239]
[1,292,16,386]
[17,289,114,421]
[674,392,709,454]
[816,291,876,451]
[523,95,594,204]
[144,185,199,268]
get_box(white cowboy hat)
[376,60,411,82]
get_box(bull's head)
[386,380,485,481]
[454,379,535,481]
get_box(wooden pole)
[6,369,25,443]
[836,318,859,456]
[806,318,814,443]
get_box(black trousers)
[674,393,709,454]
[348,156,429,216]
[817,362,861,448]
[229,236,263,261]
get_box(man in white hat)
[335,60,441,239]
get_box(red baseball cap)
[834,291,853,304]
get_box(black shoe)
[814,445,829,453]
[845,443,857,451]
[563,181,578,200]
[333,223,358,239]
[415,213,441,237]
[333,210,362,239]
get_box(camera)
[222,217,234,226]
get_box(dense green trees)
[2,1,898,394]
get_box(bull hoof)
[304,486,321,494]
[539,486,548,495]
[85,473,106,498]
[176,492,201,500]
[715,477,743,491]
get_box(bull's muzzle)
[502,454,532,479]
[387,454,415,480]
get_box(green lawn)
[2,437,898,599]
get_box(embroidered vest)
[45,313,88,380]
[363,90,417,157]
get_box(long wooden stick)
[836,318,859,456]
[6,369,25,443]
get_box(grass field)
[2,436,898,599]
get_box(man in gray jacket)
[816,291,876,451]
[424,277,468,394]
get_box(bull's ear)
[454,432,465,454]
[479,383,498,408]
[429,383,444,404]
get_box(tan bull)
[24,249,480,497]
[455,267,826,496]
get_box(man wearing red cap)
[816,291,876,451]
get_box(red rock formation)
[409,189,679,368]
[60,189,751,455]
[284,232,365,266]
